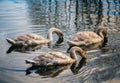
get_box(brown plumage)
[67,28,108,52]
[25,47,86,66]
[6,28,63,47]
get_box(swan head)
[97,28,108,40]
[55,31,64,44]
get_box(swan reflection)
[6,45,43,53]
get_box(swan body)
[67,28,108,51]
[6,28,63,47]
[25,47,86,66]
[26,58,86,77]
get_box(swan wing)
[72,31,102,44]
[13,34,49,46]
[27,52,74,66]
[16,34,46,41]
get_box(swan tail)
[6,38,16,45]
[25,59,36,64]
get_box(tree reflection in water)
[26,0,120,31]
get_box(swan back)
[67,31,102,47]
[6,34,49,46]
[26,52,75,66]
[74,31,102,43]
[19,34,49,45]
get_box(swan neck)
[47,28,63,44]
[70,49,78,61]
[98,31,104,39]
[70,47,86,61]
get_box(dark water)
[0,0,120,83]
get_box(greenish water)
[0,0,120,83]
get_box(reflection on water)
[26,0,120,31]
[0,0,120,83]
[6,45,43,54]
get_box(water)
[0,0,120,83]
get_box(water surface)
[0,0,120,83]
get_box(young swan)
[67,28,108,52]
[25,47,86,66]
[6,28,63,47]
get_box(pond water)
[0,0,120,83]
